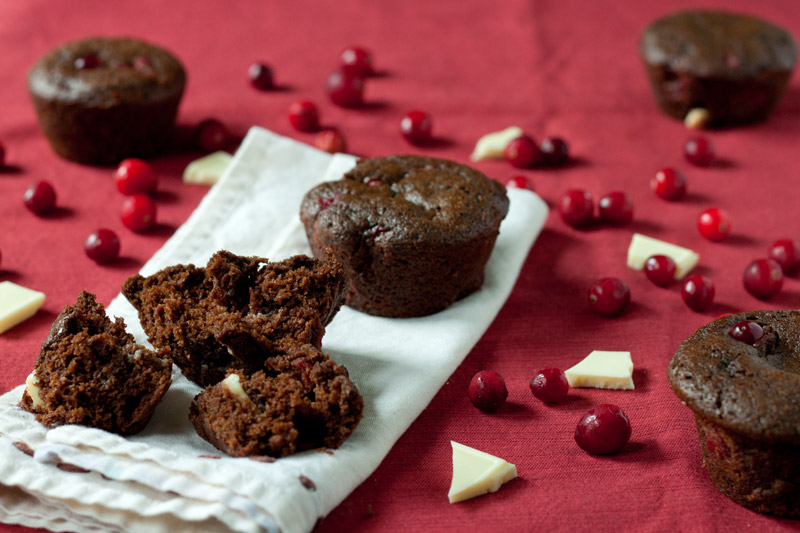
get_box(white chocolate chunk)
[684,108,710,129]
[470,126,524,161]
[627,233,699,279]
[0,281,45,334]
[448,441,517,503]
[182,151,233,185]
[565,350,634,390]
[221,374,249,401]
[25,373,44,408]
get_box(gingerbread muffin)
[19,291,172,435]
[300,155,509,318]
[190,345,363,458]
[667,310,800,516]
[122,251,346,387]
[28,37,186,165]
[639,11,797,126]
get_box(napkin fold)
[0,127,548,533]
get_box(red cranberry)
[84,229,121,264]
[468,370,508,412]
[121,194,157,232]
[506,175,531,190]
[504,135,541,168]
[588,277,630,317]
[681,275,715,311]
[529,368,569,404]
[540,137,569,166]
[697,208,731,241]
[248,62,274,90]
[644,255,676,286]
[114,158,157,195]
[74,54,101,70]
[340,46,374,77]
[768,239,800,276]
[598,191,633,225]
[684,136,715,167]
[558,189,594,228]
[196,119,229,152]
[728,320,764,344]
[651,167,687,201]
[325,71,365,107]
[23,181,57,215]
[133,56,152,71]
[315,129,346,154]
[288,100,320,133]
[743,258,784,300]
[575,404,631,455]
[318,193,341,211]
[400,110,432,145]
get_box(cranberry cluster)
[558,189,634,228]
[468,368,631,455]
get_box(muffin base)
[30,94,182,166]
[643,64,791,126]
[695,415,799,517]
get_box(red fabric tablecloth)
[2,0,799,531]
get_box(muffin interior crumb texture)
[19,290,172,435]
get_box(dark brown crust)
[300,155,509,317]
[639,10,797,125]
[668,310,800,516]
[668,310,800,441]
[19,291,172,435]
[28,37,186,165]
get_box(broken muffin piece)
[122,251,346,387]
[19,291,171,435]
[190,345,363,457]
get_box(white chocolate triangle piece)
[470,126,524,161]
[565,350,634,390]
[448,441,517,503]
[627,233,699,279]
[0,281,45,334]
[182,151,233,185]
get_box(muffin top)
[639,10,797,78]
[300,155,509,247]
[667,310,800,443]
[28,37,186,105]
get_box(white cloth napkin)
[0,127,548,533]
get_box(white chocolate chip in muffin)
[470,126,523,161]
[221,373,249,402]
[25,373,44,408]
[684,108,711,129]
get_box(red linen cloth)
[1,0,799,531]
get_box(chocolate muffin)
[667,310,800,516]
[19,291,172,435]
[639,11,797,126]
[299,155,509,318]
[190,346,363,458]
[122,251,346,387]
[28,37,186,165]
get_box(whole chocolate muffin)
[639,10,797,126]
[19,291,172,435]
[28,37,186,165]
[300,155,509,318]
[667,310,800,516]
